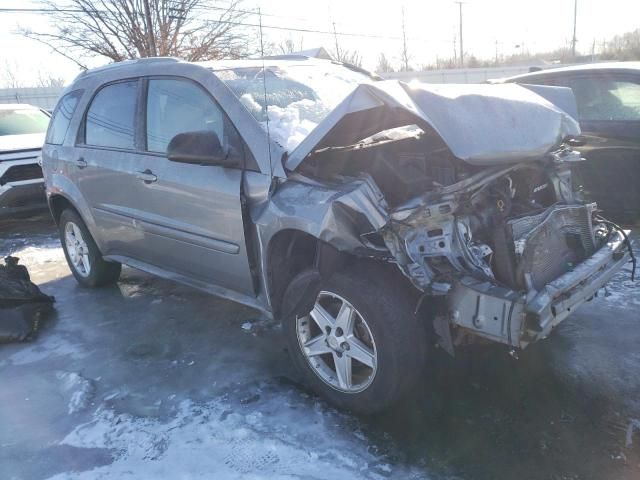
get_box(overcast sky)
[1,0,639,87]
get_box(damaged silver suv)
[42,57,632,413]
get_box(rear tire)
[282,261,427,414]
[59,209,121,287]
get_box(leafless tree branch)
[20,0,255,64]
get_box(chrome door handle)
[76,157,88,169]
[136,169,157,184]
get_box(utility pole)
[571,0,578,57]
[495,39,499,64]
[455,2,465,67]
[453,34,457,65]
[453,32,458,65]
[332,21,341,61]
[401,6,410,71]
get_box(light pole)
[455,1,465,66]
[571,0,578,57]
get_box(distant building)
[0,87,63,110]
[291,47,333,60]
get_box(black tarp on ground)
[0,256,54,343]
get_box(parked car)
[0,104,51,216]
[42,57,631,413]
[497,62,640,224]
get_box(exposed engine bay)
[294,125,633,351]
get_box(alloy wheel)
[296,291,378,393]
[64,221,91,277]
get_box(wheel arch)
[47,189,106,254]
[265,228,352,318]
[49,193,76,225]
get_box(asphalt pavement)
[1,213,638,480]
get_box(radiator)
[494,205,595,291]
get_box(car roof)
[74,55,345,82]
[501,61,640,83]
[197,56,337,71]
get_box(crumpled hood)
[285,81,580,170]
[0,133,45,154]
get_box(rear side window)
[46,90,82,144]
[85,80,138,149]
[555,76,640,122]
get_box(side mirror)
[167,131,238,167]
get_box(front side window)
[559,76,640,122]
[146,78,229,154]
[46,90,82,145]
[85,80,138,149]
[0,107,49,136]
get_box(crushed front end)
[284,81,633,351]
[381,148,632,349]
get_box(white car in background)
[0,104,50,217]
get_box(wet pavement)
[0,214,638,480]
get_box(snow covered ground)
[1,215,639,480]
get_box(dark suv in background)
[499,62,640,223]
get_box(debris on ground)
[0,256,54,343]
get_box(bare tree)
[375,53,394,73]
[330,21,362,67]
[335,50,362,67]
[1,60,22,89]
[36,71,66,88]
[278,37,297,55]
[600,29,640,61]
[21,0,255,67]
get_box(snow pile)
[240,92,330,151]
[56,371,95,414]
[6,242,65,265]
[49,387,425,480]
[262,99,330,151]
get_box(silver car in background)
[42,57,632,413]
[0,104,50,216]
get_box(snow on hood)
[285,81,581,170]
[0,132,45,154]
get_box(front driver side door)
[129,77,256,295]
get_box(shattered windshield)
[214,63,371,151]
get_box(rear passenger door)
[73,79,156,257]
[131,77,255,295]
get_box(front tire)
[59,209,121,287]
[282,262,427,414]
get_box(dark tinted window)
[146,78,235,155]
[0,107,49,136]
[85,80,137,149]
[46,90,82,144]
[555,76,640,121]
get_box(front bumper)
[448,231,630,348]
